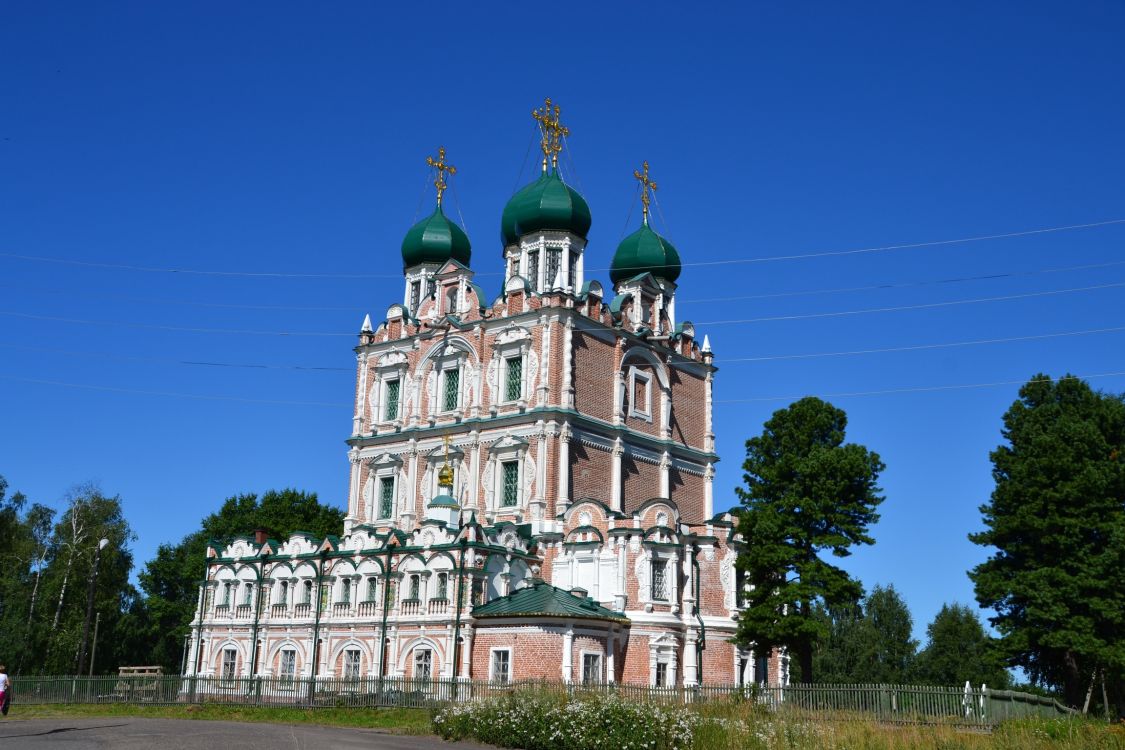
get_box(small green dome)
[501,170,592,247]
[610,221,681,284]
[401,205,471,270]
[428,494,460,509]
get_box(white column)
[610,440,623,512]
[562,626,574,683]
[612,368,624,426]
[683,633,699,687]
[346,449,362,531]
[470,430,482,514]
[405,441,419,526]
[704,463,714,519]
[538,315,551,405]
[557,423,571,509]
[576,252,585,290]
[562,317,575,409]
[460,628,473,680]
[704,366,715,453]
[659,452,670,498]
[472,352,484,419]
[354,353,368,435]
[606,629,616,684]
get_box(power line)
[679,259,1125,304]
[588,218,1125,273]
[715,371,1125,403]
[0,374,345,407]
[0,342,351,372]
[716,325,1125,363]
[0,310,356,337]
[0,282,366,312]
[3,217,1123,279]
[698,281,1125,326]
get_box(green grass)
[6,703,433,734]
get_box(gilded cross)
[426,146,457,206]
[633,161,658,223]
[532,97,569,171]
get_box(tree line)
[0,484,343,676]
[733,374,1124,717]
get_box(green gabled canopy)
[610,220,681,284]
[472,579,628,623]
[401,205,472,269]
[501,169,592,247]
[428,493,459,508]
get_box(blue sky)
[2,1,1123,643]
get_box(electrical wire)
[715,325,1125,363]
[697,281,1125,326]
[0,341,351,371]
[0,374,346,407]
[3,217,1122,279]
[714,371,1125,403]
[0,310,355,337]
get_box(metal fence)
[11,675,1074,726]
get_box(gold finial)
[532,97,570,172]
[438,434,454,489]
[426,146,457,206]
[633,161,658,224]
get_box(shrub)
[432,689,698,750]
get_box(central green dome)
[610,221,681,284]
[401,205,472,270]
[501,170,592,247]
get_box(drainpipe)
[451,539,468,685]
[692,546,706,684]
[308,548,327,703]
[377,537,396,689]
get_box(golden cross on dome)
[426,146,456,206]
[532,97,569,171]
[633,161,658,223]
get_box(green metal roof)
[501,169,592,247]
[610,220,681,284]
[472,579,628,623]
[402,204,472,269]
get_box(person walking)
[0,664,10,716]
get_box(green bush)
[432,689,698,750]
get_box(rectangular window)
[409,574,420,600]
[655,662,668,688]
[651,560,668,601]
[501,460,519,507]
[384,379,400,421]
[344,649,361,681]
[436,572,448,599]
[242,583,253,606]
[340,579,351,605]
[221,582,231,607]
[491,649,511,684]
[278,581,288,606]
[303,581,313,604]
[410,281,421,313]
[526,250,540,292]
[222,649,237,681]
[582,653,602,685]
[280,649,296,686]
[505,356,522,402]
[471,578,484,606]
[320,583,329,610]
[443,368,460,412]
[414,649,432,681]
[379,476,395,519]
[546,248,561,289]
[366,576,379,602]
[568,252,578,288]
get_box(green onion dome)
[501,169,592,247]
[401,205,472,270]
[610,220,681,284]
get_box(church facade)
[186,101,785,689]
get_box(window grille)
[384,379,400,421]
[436,572,448,599]
[280,649,296,686]
[582,653,601,685]
[340,579,351,605]
[527,250,540,292]
[344,649,361,681]
[546,248,561,288]
[443,369,460,411]
[414,649,432,680]
[492,649,511,684]
[319,583,329,610]
[379,477,395,519]
[505,357,522,401]
[222,649,237,681]
[651,560,668,601]
[501,460,519,507]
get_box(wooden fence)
[10,675,1074,727]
